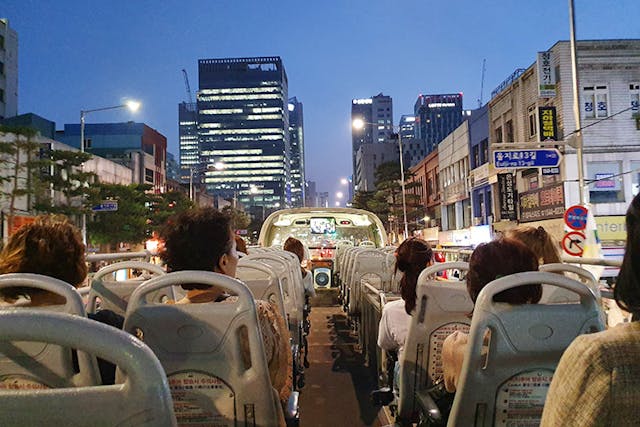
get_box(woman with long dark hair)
[541,194,640,426]
[377,238,433,357]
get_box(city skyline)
[4,0,640,204]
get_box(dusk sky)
[4,1,640,204]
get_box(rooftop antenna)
[478,59,486,108]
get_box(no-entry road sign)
[562,231,586,257]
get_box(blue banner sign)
[92,201,118,212]
[494,148,561,169]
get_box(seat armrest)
[415,390,442,424]
[285,391,300,426]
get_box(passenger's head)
[283,237,305,264]
[0,215,87,287]
[615,193,640,316]
[467,238,541,305]
[505,226,561,265]
[395,238,433,314]
[235,235,248,255]
[160,207,238,278]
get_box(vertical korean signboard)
[498,173,517,220]
[538,106,558,141]
[537,51,556,98]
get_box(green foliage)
[87,183,152,246]
[33,148,97,217]
[0,126,42,225]
[220,205,251,231]
[147,190,194,233]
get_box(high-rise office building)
[288,97,305,207]
[399,115,421,167]
[351,93,393,191]
[178,102,198,183]
[0,19,18,120]
[414,93,464,154]
[196,57,289,216]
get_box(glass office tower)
[197,57,290,215]
[288,97,305,207]
[178,102,198,182]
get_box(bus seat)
[0,310,176,426]
[348,249,389,317]
[539,263,600,304]
[447,271,605,427]
[397,262,472,423]
[124,271,293,427]
[86,261,167,316]
[237,260,288,322]
[0,273,100,388]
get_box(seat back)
[0,310,176,426]
[236,259,288,322]
[397,262,472,421]
[124,271,283,426]
[242,253,303,339]
[348,249,388,316]
[448,271,605,427]
[539,262,600,303]
[0,273,100,387]
[87,261,168,316]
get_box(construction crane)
[182,69,194,104]
[478,59,486,108]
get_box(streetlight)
[80,100,141,245]
[340,178,349,186]
[352,118,409,239]
[336,191,344,199]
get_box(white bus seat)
[242,253,304,341]
[348,249,388,316]
[359,240,376,247]
[397,262,472,423]
[87,261,168,316]
[385,251,400,293]
[539,262,600,304]
[0,273,100,388]
[236,260,288,328]
[447,271,605,427]
[0,310,176,427]
[124,271,292,427]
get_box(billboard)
[537,51,557,97]
[519,183,565,222]
[498,173,517,220]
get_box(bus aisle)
[299,290,391,427]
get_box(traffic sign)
[541,167,560,175]
[564,205,588,230]
[92,201,118,212]
[493,148,561,169]
[562,231,586,256]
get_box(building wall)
[0,19,18,120]
[414,93,464,154]
[439,120,471,230]
[197,56,289,214]
[355,142,399,192]
[288,97,305,207]
[488,39,640,227]
[178,102,198,182]
[351,93,393,191]
[409,149,440,226]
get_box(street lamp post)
[79,100,141,245]
[352,118,409,239]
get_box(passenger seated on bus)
[0,215,123,384]
[160,207,293,407]
[442,238,540,393]
[235,235,248,255]
[378,238,433,362]
[283,236,316,298]
[506,225,561,265]
[541,194,640,427]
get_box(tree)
[33,147,96,218]
[147,190,194,234]
[0,125,40,231]
[87,183,151,248]
[221,205,251,231]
